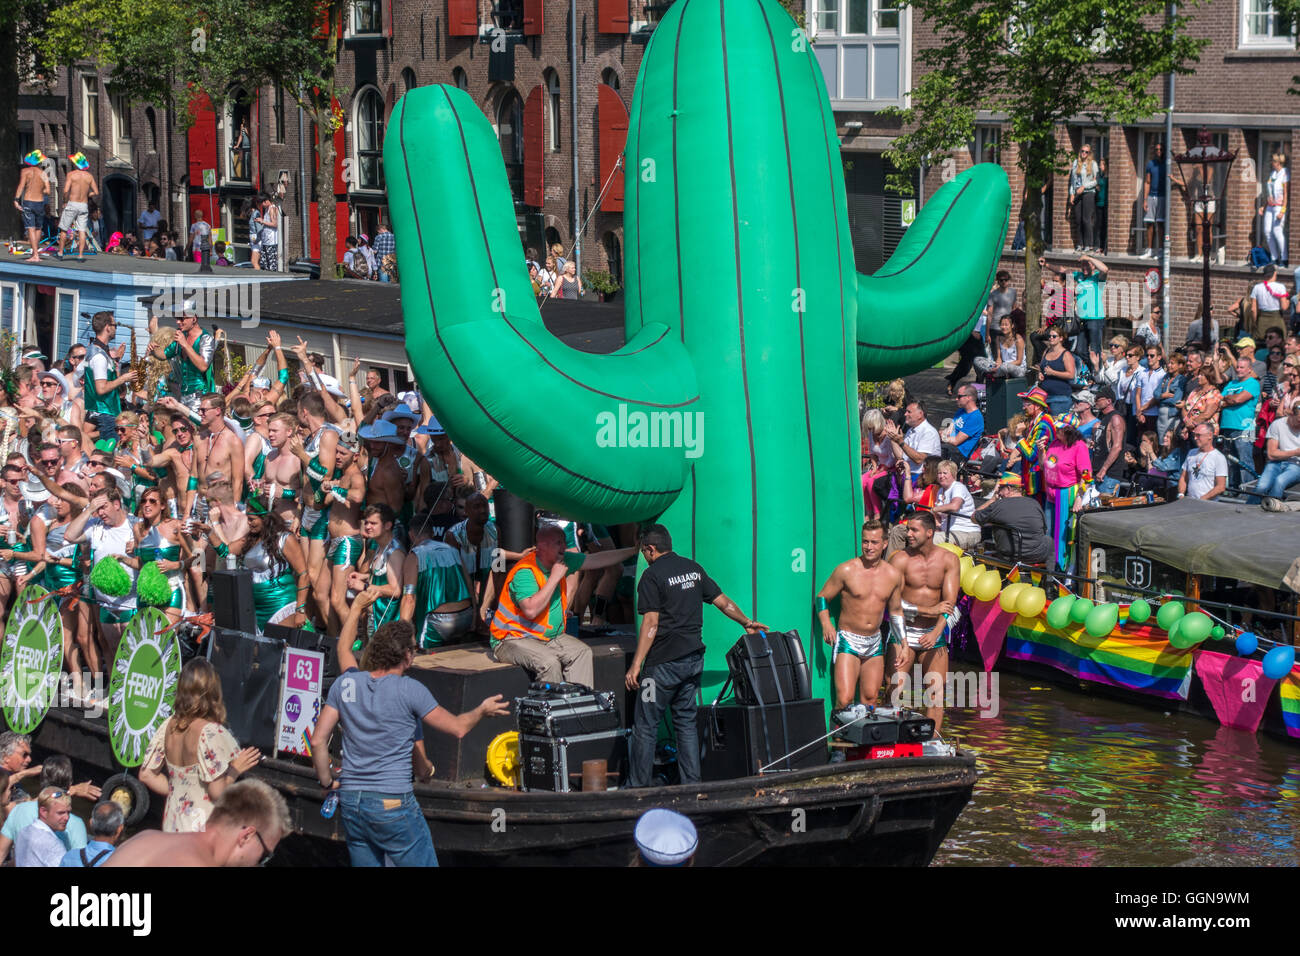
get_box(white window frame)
[110,89,132,162]
[82,75,100,145]
[348,0,383,36]
[1256,131,1290,206]
[1240,0,1296,48]
[973,125,1001,166]
[352,86,386,194]
[223,93,253,184]
[53,288,79,361]
[807,0,907,108]
[546,70,561,153]
[0,283,20,348]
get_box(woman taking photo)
[139,658,262,833]
[1036,326,1076,415]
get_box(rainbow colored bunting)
[1281,670,1300,741]
[1006,615,1195,700]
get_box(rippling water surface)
[934,673,1300,866]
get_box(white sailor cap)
[634,809,698,866]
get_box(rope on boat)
[753,712,946,775]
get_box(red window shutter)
[336,200,351,260]
[598,0,629,33]
[523,85,544,208]
[187,93,218,189]
[598,84,627,212]
[191,193,219,227]
[333,97,347,195]
[384,0,393,37]
[523,0,543,34]
[447,0,478,35]
[309,200,320,259]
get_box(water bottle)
[321,791,339,819]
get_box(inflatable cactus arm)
[385,86,699,526]
[387,0,1008,705]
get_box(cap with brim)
[324,384,347,400]
[251,377,272,390]
[22,150,45,167]
[22,476,50,503]
[416,415,446,437]
[246,495,271,517]
[358,420,405,446]
[382,403,420,425]
[1235,337,1256,351]
[93,438,118,456]
[634,809,698,867]
[997,472,1023,487]
[22,350,48,361]
[397,390,421,411]
[1016,386,1050,409]
[1072,389,1096,406]
[70,152,89,170]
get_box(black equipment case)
[724,631,812,705]
[697,700,826,779]
[518,730,629,792]
[516,686,621,737]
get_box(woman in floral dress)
[139,658,262,832]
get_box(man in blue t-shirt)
[943,385,985,460]
[310,599,509,867]
[1219,354,1262,487]
[59,802,123,868]
[1142,141,1166,259]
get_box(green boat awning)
[1077,498,1300,595]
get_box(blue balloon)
[1235,632,1258,656]
[1262,645,1297,681]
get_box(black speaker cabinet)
[206,628,283,753]
[697,699,827,780]
[209,569,257,633]
[493,487,536,554]
[984,375,1029,434]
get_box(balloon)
[1210,626,1225,640]
[973,569,1003,604]
[999,582,1027,614]
[1156,601,1185,631]
[1177,612,1213,646]
[960,554,974,573]
[1017,586,1048,619]
[1236,632,1258,656]
[1127,598,1151,624]
[1167,617,1199,649]
[961,564,983,596]
[1069,598,1095,624]
[1262,645,1296,680]
[936,541,963,556]
[1046,596,1076,630]
[1084,602,1120,638]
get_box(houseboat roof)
[1078,498,1300,595]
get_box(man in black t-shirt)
[625,525,767,788]
[972,473,1052,565]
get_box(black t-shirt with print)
[637,552,722,667]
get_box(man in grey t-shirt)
[310,597,508,867]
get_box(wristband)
[890,614,906,641]
[306,463,328,483]
[281,487,297,499]
[215,543,229,558]
[278,368,289,385]
[814,596,828,613]
[330,485,349,504]
[402,584,416,595]
[186,476,199,491]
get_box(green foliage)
[857,381,893,407]
[883,0,1209,328]
[583,269,621,295]
[90,556,131,597]
[136,562,175,607]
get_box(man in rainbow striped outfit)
[1014,386,1058,503]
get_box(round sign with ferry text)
[107,607,181,767]
[0,585,64,734]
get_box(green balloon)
[1178,611,1213,645]
[1156,601,1186,631]
[1069,598,1095,624]
[1084,602,1120,638]
[1167,617,1199,649]
[1127,598,1152,624]
[1211,625,1226,640]
[1046,596,1076,630]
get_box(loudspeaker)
[984,376,1029,434]
[493,487,536,554]
[724,631,812,706]
[209,569,257,632]
[207,628,282,753]
[697,699,827,779]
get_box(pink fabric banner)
[1194,650,1278,733]
[970,601,1016,673]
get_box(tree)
[884,0,1207,328]
[0,0,63,238]
[40,0,350,278]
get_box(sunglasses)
[253,829,274,866]
[40,459,59,466]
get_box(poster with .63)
[277,648,325,757]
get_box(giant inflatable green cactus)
[385,0,1009,700]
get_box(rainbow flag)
[1006,615,1195,700]
[1281,671,1300,740]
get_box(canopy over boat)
[1078,499,1300,595]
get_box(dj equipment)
[723,631,811,706]
[516,686,620,737]
[697,699,826,779]
[984,376,1029,433]
[209,569,257,633]
[831,708,935,747]
[207,628,282,753]
[519,731,628,792]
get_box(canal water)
[934,672,1300,866]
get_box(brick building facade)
[810,0,1300,344]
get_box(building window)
[492,0,524,31]
[1240,0,1295,47]
[497,88,525,204]
[545,69,561,152]
[973,125,1001,166]
[145,107,157,152]
[352,0,381,34]
[356,88,385,191]
[110,90,132,161]
[452,67,469,92]
[809,0,905,106]
[273,81,286,144]
[401,68,418,92]
[82,76,100,143]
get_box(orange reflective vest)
[489,549,566,643]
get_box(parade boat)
[11,624,978,867]
[951,498,1300,745]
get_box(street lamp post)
[1174,129,1234,347]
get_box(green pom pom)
[90,556,131,597]
[136,562,175,607]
